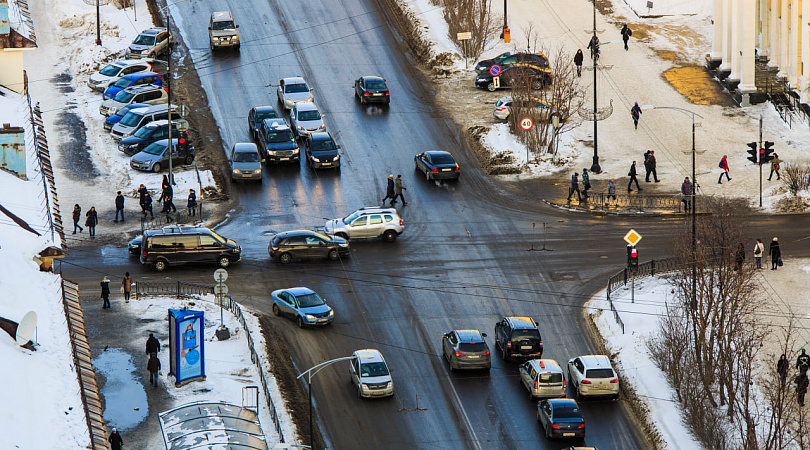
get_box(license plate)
[466,355,479,359]
[520,346,532,350]
[322,162,331,166]
[441,168,452,172]
[373,93,382,96]
[563,433,575,437]
[318,318,328,322]
[280,158,289,161]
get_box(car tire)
[235,44,241,50]
[327,249,339,261]
[545,423,551,439]
[154,260,167,272]
[612,393,620,401]
[185,155,194,165]
[425,170,431,181]
[357,385,364,399]
[152,162,162,173]
[336,232,349,240]
[297,316,304,329]
[382,230,397,243]
[217,256,230,268]
[279,253,292,264]
[272,304,280,316]
[486,82,496,92]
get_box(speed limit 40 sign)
[519,117,534,130]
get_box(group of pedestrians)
[777,349,810,407]
[573,24,633,76]
[72,204,97,237]
[99,272,135,309]
[730,237,782,271]
[382,174,407,206]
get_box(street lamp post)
[589,0,601,173]
[297,356,358,450]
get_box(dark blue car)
[247,106,281,140]
[104,103,150,132]
[103,72,163,100]
[414,150,460,181]
[258,119,299,163]
[537,399,586,440]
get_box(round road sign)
[213,268,228,283]
[175,119,190,132]
[490,64,502,77]
[214,284,229,296]
[519,117,534,131]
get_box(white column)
[769,0,781,68]
[789,0,800,87]
[721,0,733,71]
[760,0,769,58]
[712,0,724,60]
[802,0,810,102]
[730,0,742,81]
[739,0,758,95]
[778,0,789,77]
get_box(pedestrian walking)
[85,206,98,237]
[147,352,161,387]
[100,276,111,309]
[768,154,781,181]
[138,184,148,213]
[122,272,132,303]
[581,169,591,199]
[574,49,584,77]
[114,191,125,223]
[188,189,197,217]
[753,238,764,269]
[621,24,633,50]
[797,348,810,373]
[161,185,177,213]
[143,192,154,219]
[381,174,396,205]
[162,193,175,223]
[769,236,781,270]
[798,371,809,407]
[777,353,789,386]
[733,242,746,271]
[607,178,616,202]
[631,102,642,130]
[146,333,160,355]
[627,161,642,192]
[587,35,600,61]
[393,175,407,206]
[162,174,170,191]
[681,177,693,211]
[718,155,731,184]
[72,204,84,234]
[568,172,582,202]
[108,428,124,450]
[646,151,660,182]
[643,150,652,181]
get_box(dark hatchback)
[475,52,549,74]
[537,399,586,440]
[268,230,349,264]
[414,150,460,181]
[304,132,340,170]
[354,76,390,105]
[248,106,281,140]
[118,120,180,156]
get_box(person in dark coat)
[733,242,745,271]
[137,184,148,213]
[777,353,789,386]
[769,237,781,270]
[114,191,125,223]
[147,352,161,387]
[108,427,123,450]
[627,161,642,192]
[769,154,781,181]
[142,192,154,219]
[162,174,170,191]
[85,206,98,237]
[122,272,132,303]
[574,49,584,77]
[797,348,810,373]
[146,333,160,355]
[643,150,652,181]
[621,24,632,50]
[188,189,198,216]
[100,276,111,309]
[161,185,177,213]
[631,102,642,130]
[381,174,396,205]
[797,371,809,407]
[587,35,600,61]
[646,151,660,182]
[72,204,84,234]
[681,177,692,211]
[568,172,582,202]
[581,168,591,199]
[393,175,407,206]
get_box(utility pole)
[759,116,763,207]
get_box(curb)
[544,200,668,217]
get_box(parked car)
[304,132,340,170]
[354,76,390,105]
[229,143,264,182]
[111,104,179,140]
[537,399,586,440]
[247,106,281,140]
[99,84,168,116]
[118,120,180,156]
[350,349,394,398]
[441,329,491,371]
[519,359,566,399]
[271,287,334,328]
[257,119,299,163]
[102,72,163,100]
[323,206,403,242]
[268,229,349,264]
[494,316,543,361]
[277,76,313,110]
[475,64,552,92]
[414,150,460,181]
[139,225,241,271]
[208,10,240,50]
[130,139,195,172]
[88,60,152,92]
[290,102,326,139]
[493,96,569,122]
[474,51,513,73]
[475,51,549,74]
[125,27,169,59]
[567,355,620,400]
[104,103,150,132]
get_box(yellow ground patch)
[663,66,731,106]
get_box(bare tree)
[437,0,500,60]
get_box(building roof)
[0,0,37,48]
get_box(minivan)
[103,72,163,100]
[139,225,241,272]
[111,104,180,140]
[519,359,566,399]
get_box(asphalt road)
[61,0,810,448]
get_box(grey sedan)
[229,143,263,182]
[441,330,491,371]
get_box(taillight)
[533,380,538,389]
[506,342,511,348]
[610,378,619,383]
[495,107,506,111]
[399,219,403,226]
[482,350,490,356]
[431,167,438,172]
[142,250,147,258]
[164,88,168,93]
[581,379,592,384]
[538,343,543,347]
[454,164,459,171]
[385,91,389,95]
[454,351,464,357]
[364,92,369,96]
[551,424,561,429]
[577,423,585,428]
[563,380,567,389]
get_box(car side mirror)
[261,159,266,163]
[208,26,212,30]
[236,24,240,28]
[481,332,488,338]
[336,145,341,149]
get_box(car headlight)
[328,310,334,317]
[305,314,316,320]
[141,49,150,54]
[311,156,320,162]
[233,36,239,41]
[254,169,262,174]
[297,125,304,130]
[292,149,299,154]
[334,154,340,160]
[338,242,349,248]
[476,77,485,82]
[232,169,241,174]
[108,107,118,114]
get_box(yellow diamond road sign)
[624,229,642,246]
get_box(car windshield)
[265,130,293,143]
[365,80,386,89]
[133,34,156,46]
[99,64,122,76]
[295,293,325,308]
[552,404,581,419]
[120,112,145,127]
[342,211,362,225]
[585,368,615,378]
[360,362,389,377]
[115,106,136,118]
[310,139,336,152]
[285,83,309,93]
[133,126,155,138]
[297,110,321,121]
[233,151,260,162]
[113,77,133,88]
[511,329,541,340]
[459,343,487,352]
[209,231,227,244]
[142,142,167,156]
[256,110,279,121]
[114,90,137,103]
[430,153,455,165]
[212,20,235,31]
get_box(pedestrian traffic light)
[627,245,639,271]
[746,142,758,164]
[178,132,189,152]
[761,141,775,163]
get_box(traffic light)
[178,132,189,152]
[746,142,758,164]
[627,245,639,271]
[761,141,775,163]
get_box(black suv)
[494,316,543,361]
[304,132,340,170]
[118,120,180,156]
[139,225,241,271]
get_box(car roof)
[361,76,385,82]
[454,330,485,342]
[283,287,316,296]
[233,142,259,152]
[294,102,319,112]
[140,27,167,36]
[547,398,578,408]
[505,316,538,329]
[141,103,176,114]
[354,349,385,363]
[578,355,614,369]
[111,59,149,68]
[143,119,170,128]
[277,229,330,239]
[354,206,397,214]
[425,150,454,158]
[281,76,307,84]
[526,359,562,372]
[121,71,159,80]
[211,11,234,20]
[308,132,333,141]
[252,105,277,113]
[122,84,164,94]
[144,225,208,237]
[261,119,290,130]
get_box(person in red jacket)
[718,155,731,184]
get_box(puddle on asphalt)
[94,348,148,432]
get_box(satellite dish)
[16,311,36,347]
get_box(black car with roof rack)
[139,225,240,271]
[495,316,543,361]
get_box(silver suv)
[324,207,403,243]
[125,27,169,59]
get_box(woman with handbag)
[769,237,782,270]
